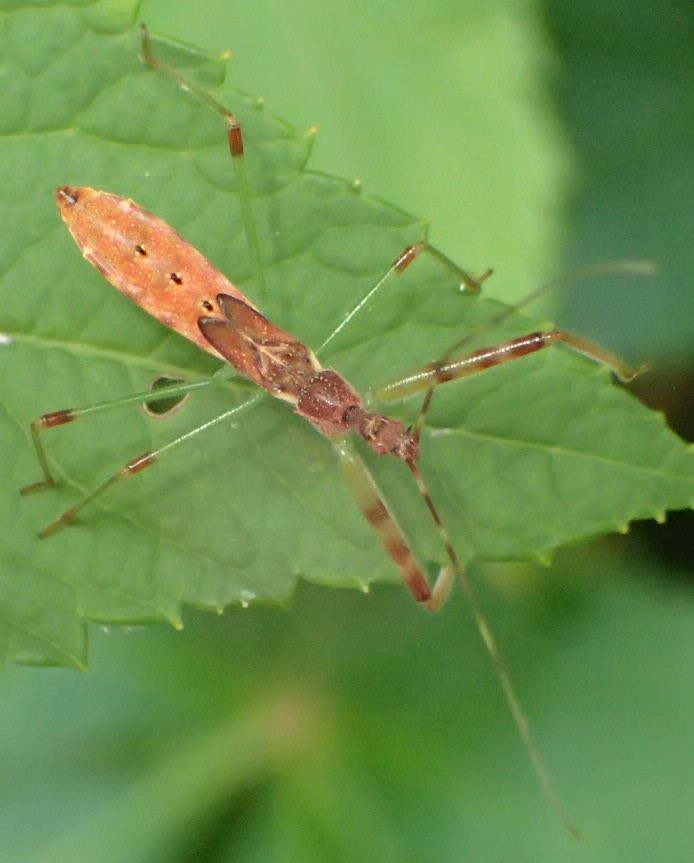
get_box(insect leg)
[373,328,649,408]
[20,379,223,495]
[335,439,454,608]
[33,395,261,539]
[139,24,266,305]
[412,448,580,836]
[404,261,655,437]
[318,241,491,353]
[337,434,579,835]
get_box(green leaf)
[1,0,692,668]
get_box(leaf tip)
[166,612,184,631]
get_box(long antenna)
[407,458,581,840]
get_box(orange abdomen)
[56,185,255,359]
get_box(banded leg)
[319,241,491,353]
[337,439,579,837]
[336,439,454,609]
[373,328,649,406]
[20,379,218,494]
[422,259,656,372]
[31,394,262,539]
[140,24,266,304]
[404,261,654,437]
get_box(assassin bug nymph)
[21,24,647,835]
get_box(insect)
[21,24,647,836]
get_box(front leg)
[334,439,454,609]
[334,436,579,836]
[373,328,649,404]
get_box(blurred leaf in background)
[546,1,694,361]
[0,0,693,861]
[137,0,575,300]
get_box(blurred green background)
[2,0,693,861]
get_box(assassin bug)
[20,24,647,836]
